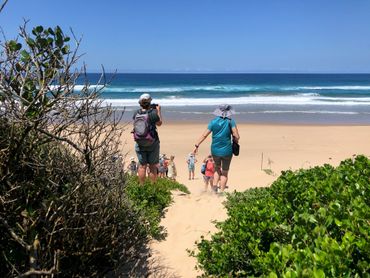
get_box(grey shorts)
[135,140,160,165]
[212,155,232,171]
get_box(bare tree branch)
[0,216,31,251]
[19,269,56,278]
[0,0,9,13]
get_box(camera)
[150,103,158,109]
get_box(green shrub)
[0,123,146,277]
[193,155,370,277]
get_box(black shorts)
[212,155,232,171]
[135,140,160,165]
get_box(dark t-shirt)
[133,108,160,141]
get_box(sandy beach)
[122,123,370,277]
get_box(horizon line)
[85,71,370,75]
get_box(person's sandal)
[212,185,218,193]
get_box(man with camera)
[133,93,162,184]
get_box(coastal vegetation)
[192,155,370,277]
[0,24,188,277]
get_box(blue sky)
[1,0,370,73]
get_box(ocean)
[81,73,370,124]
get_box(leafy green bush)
[125,176,190,239]
[193,155,370,277]
[0,126,142,277]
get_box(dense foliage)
[0,24,188,277]
[193,155,370,277]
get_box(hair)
[139,100,151,109]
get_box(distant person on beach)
[194,104,240,193]
[127,157,138,175]
[202,155,215,191]
[186,152,197,180]
[133,93,162,184]
[167,155,177,181]
[163,154,169,177]
[158,154,168,178]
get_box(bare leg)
[207,177,214,191]
[148,164,158,183]
[138,164,147,184]
[203,177,208,191]
[213,167,221,188]
[191,170,195,179]
[219,170,229,192]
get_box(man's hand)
[156,104,161,113]
[155,104,162,126]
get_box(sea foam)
[95,84,370,94]
[299,86,370,90]
[102,95,370,107]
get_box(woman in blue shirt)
[194,104,240,193]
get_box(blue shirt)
[208,117,236,157]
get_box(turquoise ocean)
[81,73,370,124]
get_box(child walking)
[158,154,168,178]
[127,157,138,175]
[167,155,177,181]
[203,155,215,191]
[186,152,197,180]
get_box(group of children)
[127,154,177,181]
[128,152,216,192]
[158,154,177,180]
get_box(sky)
[1,0,370,73]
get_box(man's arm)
[155,105,162,126]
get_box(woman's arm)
[193,129,211,153]
[232,125,240,143]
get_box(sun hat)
[130,156,135,161]
[139,93,152,104]
[213,104,235,119]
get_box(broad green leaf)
[334,219,342,227]
[35,25,44,33]
[313,268,325,278]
